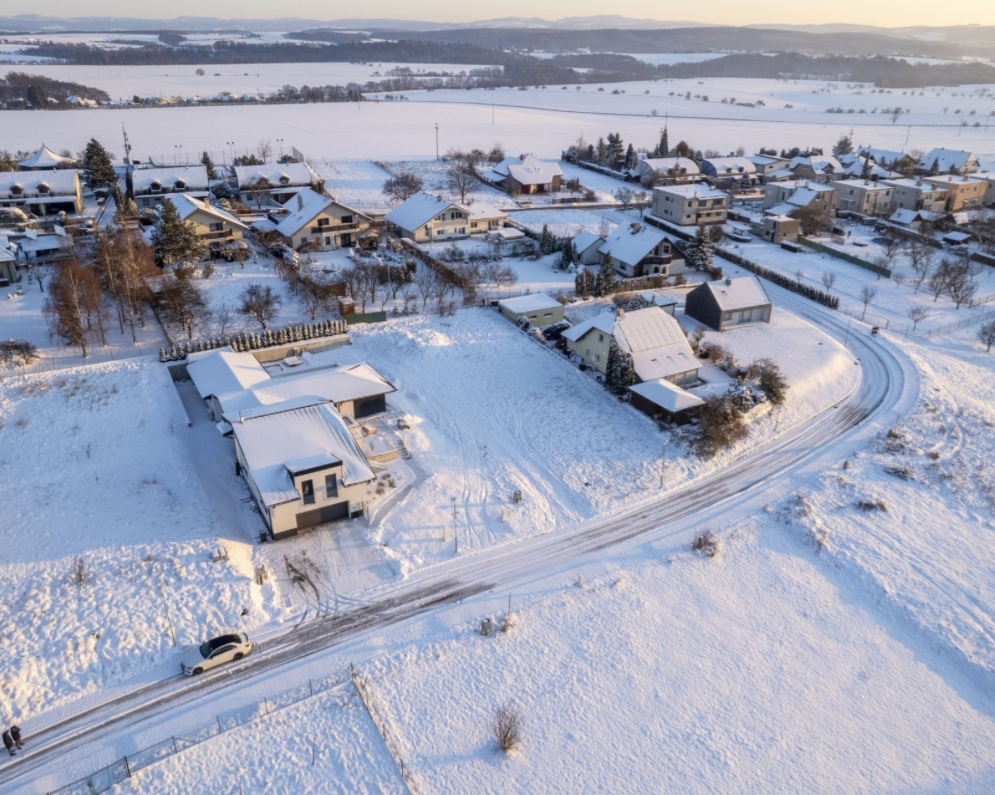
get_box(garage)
[352,394,387,419]
[295,501,349,530]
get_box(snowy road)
[3,292,916,794]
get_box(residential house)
[838,154,898,180]
[384,192,472,242]
[233,162,320,206]
[685,276,772,331]
[751,214,800,244]
[498,293,564,327]
[562,311,616,372]
[634,157,700,188]
[858,147,918,174]
[921,174,987,212]
[918,148,979,175]
[169,194,249,260]
[131,165,210,210]
[974,171,995,206]
[482,155,562,196]
[700,157,757,188]
[272,188,372,251]
[747,154,790,178]
[887,208,939,231]
[882,177,950,213]
[652,183,729,226]
[571,230,606,265]
[831,179,895,216]
[15,227,74,262]
[598,222,678,277]
[231,400,378,539]
[468,205,509,234]
[0,242,19,285]
[763,180,839,215]
[0,170,83,216]
[17,144,75,171]
[787,155,843,182]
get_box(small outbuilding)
[498,293,564,327]
[685,276,772,331]
[629,379,704,423]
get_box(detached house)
[273,188,373,251]
[482,155,562,196]
[634,157,700,188]
[921,174,987,212]
[882,178,949,213]
[858,147,918,174]
[132,165,210,210]
[652,183,729,226]
[918,148,979,175]
[169,194,249,260]
[0,170,83,216]
[571,230,607,265]
[700,157,757,188]
[685,276,772,331]
[831,179,895,216]
[233,162,320,206]
[385,192,472,241]
[747,154,789,178]
[787,155,843,183]
[598,223,681,278]
[763,180,839,216]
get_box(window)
[317,217,329,227]
[208,222,223,232]
[301,480,315,505]
[341,215,353,224]
[598,334,604,342]
[325,474,338,499]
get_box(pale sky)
[35,0,995,27]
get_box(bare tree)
[978,320,995,352]
[792,205,833,236]
[613,187,636,208]
[821,271,837,293]
[214,301,235,336]
[298,272,340,321]
[162,279,209,339]
[444,150,478,204]
[493,705,522,753]
[239,283,282,329]
[946,261,978,309]
[860,285,877,321]
[44,258,103,357]
[382,170,423,203]
[927,258,954,302]
[414,267,437,309]
[907,306,929,331]
[881,235,903,261]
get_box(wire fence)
[351,663,418,795]
[46,668,354,795]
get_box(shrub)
[748,358,788,406]
[0,339,40,369]
[692,396,748,458]
[494,705,522,752]
[692,531,719,557]
[856,499,888,511]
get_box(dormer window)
[10,184,22,196]
[279,175,290,185]
[174,179,186,190]
[37,183,49,194]
[150,180,162,192]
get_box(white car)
[181,633,252,676]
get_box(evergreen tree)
[539,224,557,256]
[151,198,208,267]
[604,340,635,397]
[595,137,608,165]
[832,133,854,157]
[659,126,670,158]
[860,156,873,180]
[928,157,940,176]
[82,138,117,189]
[201,151,218,181]
[560,239,576,270]
[684,224,714,272]
[624,143,638,171]
[595,258,616,297]
[606,133,624,169]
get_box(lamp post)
[227,141,235,163]
[173,144,182,165]
[435,123,439,161]
[277,138,284,158]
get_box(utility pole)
[435,123,440,160]
[451,496,459,554]
[492,102,495,124]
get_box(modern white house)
[831,179,895,216]
[272,188,373,251]
[883,178,949,213]
[652,184,729,225]
[131,165,210,210]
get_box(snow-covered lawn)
[383,159,518,210]
[366,524,995,794]
[507,207,617,237]
[0,358,287,724]
[782,322,995,684]
[310,159,394,216]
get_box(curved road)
[4,289,917,793]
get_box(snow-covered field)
[310,159,394,215]
[509,208,618,237]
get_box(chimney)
[725,278,732,286]
[297,193,303,210]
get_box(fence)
[797,236,892,278]
[47,669,354,795]
[351,664,418,795]
[344,311,388,325]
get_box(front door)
[340,233,353,248]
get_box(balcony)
[309,222,358,234]
[200,229,234,241]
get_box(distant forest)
[13,40,995,90]
[0,71,110,107]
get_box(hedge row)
[717,247,840,309]
[159,319,348,362]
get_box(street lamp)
[277,138,284,158]
[227,141,235,163]
[173,144,182,165]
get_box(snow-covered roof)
[639,157,700,176]
[889,208,924,226]
[17,144,74,170]
[921,174,986,187]
[764,168,796,182]
[638,290,678,308]
[943,231,972,243]
[882,177,945,191]
[487,227,524,240]
[231,401,376,507]
[18,234,72,254]
[654,183,728,200]
[132,165,209,194]
[697,276,771,312]
[500,155,563,186]
[858,147,913,166]
[921,148,977,172]
[629,378,704,413]
[571,230,604,254]
[0,169,79,200]
[831,178,894,192]
[748,154,785,167]
[498,293,561,314]
[613,307,698,382]
[233,162,318,189]
[840,158,898,180]
[562,311,616,342]
[598,223,667,267]
[273,187,368,238]
[385,192,466,232]
[788,155,843,176]
[169,194,249,230]
[702,157,756,176]
[187,349,270,400]
[220,362,395,419]
[469,204,508,222]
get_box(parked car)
[543,320,572,340]
[181,633,253,675]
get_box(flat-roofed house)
[882,177,949,213]
[652,184,729,226]
[921,174,987,212]
[830,179,895,216]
